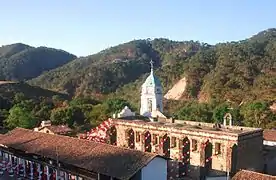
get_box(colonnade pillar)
[46,165,50,180]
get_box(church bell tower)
[140,60,163,117]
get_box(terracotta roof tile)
[263,129,276,142]
[232,170,276,180]
[0,128,160,180]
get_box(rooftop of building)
[34,121,73,134]
[111,118,263,137]
[37,124,73,134]
[0,128,163,180]
[232,170,276,180]
[263,129,276,142]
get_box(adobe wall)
[113,120,235,178]
[109,119,263,179]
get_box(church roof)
[142,71,162,87]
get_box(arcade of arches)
[107,123,242,178]
[104,118,263,179]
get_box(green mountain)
[29,29,276,107]
[0,43,77,81]
[29,39,202,95]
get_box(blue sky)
[0,0,275,56]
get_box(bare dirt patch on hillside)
[164,77,187,100]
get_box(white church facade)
[113,60,166,120]
[140,60,165,119]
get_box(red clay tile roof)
[263,129,276,142]
[43,125,73,134]
[0,128,161,180]
[232,170,276,180]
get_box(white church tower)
[140,60,163,117]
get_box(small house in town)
[34,120,73,135]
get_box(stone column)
[37,163,41,180]
[15,157,18,175]
[64,172,68,180]
[30,161,34,179]
[22,159,26,177]
[46,166,50,180]
[9,154,12,164]
[56,169,59,180]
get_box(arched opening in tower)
[108,126,117,145]
[204,140,213,175]
[162,134,170,158]
[147,99,152,112]
[126,128,135,149]
[181,137,190,176]
[144,131,152,152]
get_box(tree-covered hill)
[1,29,275,131]
[0,82,69,104]
[0,43,32,58]
[29,39,203,95]
[0,43,77,81]
[29,29,275,107]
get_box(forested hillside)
[30,29,276,104]
[0,43,76,81]
[1,29,275,131]
[29,39,203,95]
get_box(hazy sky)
[1,0,276,56]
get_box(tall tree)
[5,105,37,129]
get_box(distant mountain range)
[1,29,276,108]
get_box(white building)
[113,106,135,118]
[140,60,163,118]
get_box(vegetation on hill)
[30,30,275,104]
[29,39,202,95]
[0,43,76,81]
[0,29,275,131]
[0,82,68,102]
[0,82,70,128]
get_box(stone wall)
[108,119,263,179]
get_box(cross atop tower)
[150,59,154,73]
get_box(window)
[215,143,222,155]
[136,132,141,142]
[153,134,158,145]
[171,137,177,148]
[192,139,198,151]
